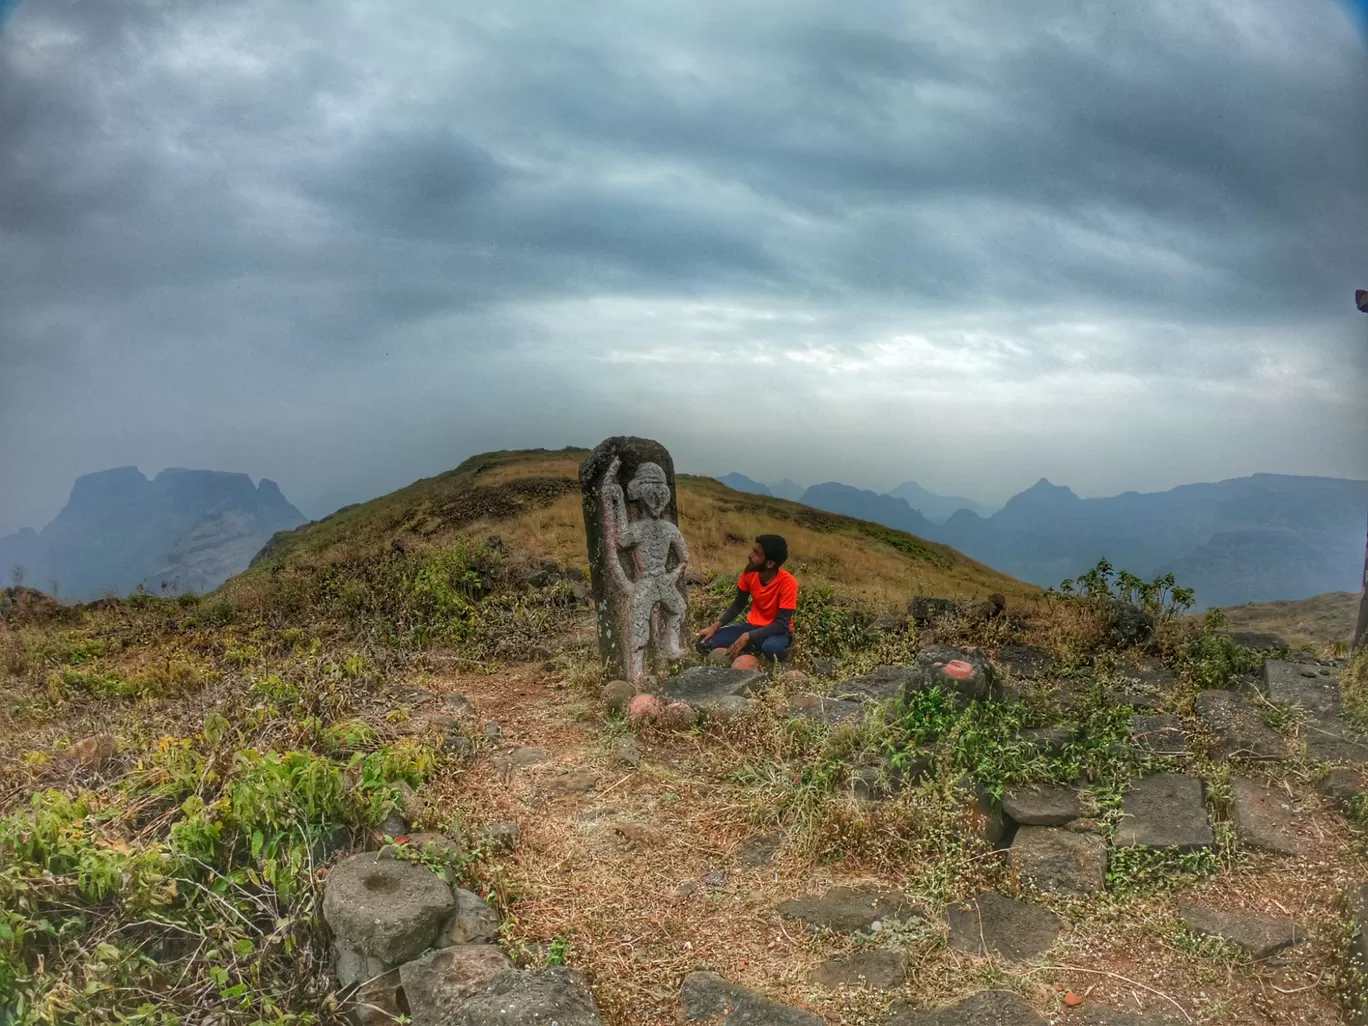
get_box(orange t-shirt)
[738,569,798,632]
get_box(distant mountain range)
[793,473,1368,609]
[0,467,306,600]
[886,481,999,522]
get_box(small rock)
[885,990,1045,1025]
[614,821,665,845]
[614,738,642,768]
[323,853,457,967]
[441,692,477,720]
[440,887,500,946]
[482,722,502,742]
[478,821,520,853]
[400,945,514,1026]
[777,885,911,934]
[908,596,960,626]
[442,734,474,758]
[1129,714,1189,756]
[704,869,727,889]
[1114,774,1213,850]
[870,611,910,634]
[347,968,404,1026]
[449,967,604,1025]
[947,892,1062,962]
[546,768,598,794]
[1065,817,1104,834]
[1229,777,1304,855]
[737,833,781,867]
[777,669,809,687]
[680,971,822,1025]
[1002,784,1083,827]
[658,701,699,731]
[1010,827,1106,895]
[1106,600,1154,648]
[601,680,636,715]
[1193,691,1288,761]
[492,747,550,773]
[953,776,1011,848]
[707,647,734,666]
[380,809,410,838]
[732,654,763,671]
[628,693,664,725]
[811,658,838,677]
[1321,767,1368,801]
[1179,902,1304,959]
[851,761,906,802]
[810,948,907,990]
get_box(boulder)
[680,971,822,1025]
[810,949,907,990]
[439,888,500,946]
[909,646,998,703]
[1001,784,1083,827]
[1179,902,1304,959]
[628,694,664,725]
[399,945,515,1026]
[953,777,1011,848]
[885,990,1045,1025]
[1009,826,1106,895]
[1229,777,1305,855]
[909,596,960,626]
[323,853,457,969]
[870,611,910,635]
[995,645,1056,679]
[601,680,635,715]
[658,701,699,731]
[1321,767,1368,801]
[347,968,405,1026]
[1105,601,1154,648]
[947,892,1062,962]
[833,665,922,704]
[1129,714,1188,757]
[446,967,603,1025]
[662,666,763,706]
[1114,774,1213,850]
[777,885,912,934]
[1192,691,1288,761]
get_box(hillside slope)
[237,448,1036,613]
[1216,590,1360,650]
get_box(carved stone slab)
[579,437,689,684]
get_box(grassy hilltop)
[2,448,1367,1026]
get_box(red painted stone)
[943,660,975,680]
[731,654,762,671]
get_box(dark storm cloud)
[1,0,1365,533]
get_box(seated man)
[695,534,797,662]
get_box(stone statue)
[579,437,690,684]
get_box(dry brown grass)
[1215,592,1360,652]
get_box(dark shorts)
[697,623,791,661]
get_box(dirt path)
[420,664,1353,1025]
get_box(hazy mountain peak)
[715,472,771,497]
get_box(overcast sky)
[2,0,1366,532]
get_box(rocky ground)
[312,624,1368,1026]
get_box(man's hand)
[725,632,751,659]
[696,622,720,643]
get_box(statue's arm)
[669,523,689,574]
[601,456,629,549]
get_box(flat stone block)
[1010,826,1106,895]
[1180,902,1304,959]
[1115,774,1213,851]
[947,892,1062,962]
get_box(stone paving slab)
[947,892,1062,962]
[777,885,912,934]
[1129,714,1189,756]
[1002,784,1084,826]
[1192,690,1288,761]
[681,971,822,1025]
[1010,826,1106,895]
[810,949,907,990]
[1230,777,1305,855]
[885,991,1044,1025]
[1114,774,1213,850]
[1179,902,1304,959]
[833,665,922,704]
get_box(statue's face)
[636,479,670,517]
[626,463,671,517]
